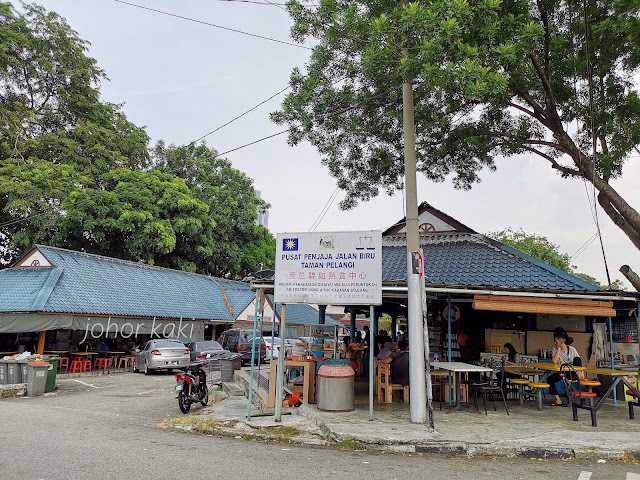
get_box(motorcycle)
[175,361,209,413]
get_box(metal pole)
[369,304,374,421]
[349,307,357,340]
[421,249,435,432]
[247,288,260,420]
[274,304,287,421]
[608,315,616,404]
[319,305,326,324]
[270,301,276,362]
[448,293,452,405]
[391,313,397,341]
[403,79,427,424]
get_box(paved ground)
[1,371,640,479]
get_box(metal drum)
[317,364,355,412]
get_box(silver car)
[133,339,191,375]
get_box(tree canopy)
[273,0,640,276]
[0,2,274,278]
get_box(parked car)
[217,329,267,365]
[133,339,191,375]
[188,340,228,361]
[262,336,301,360]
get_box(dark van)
[217,329,267,365]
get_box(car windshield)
[196,341,222,350]
[153,341,185,348]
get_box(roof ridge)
[35,244,249,286]
[478,235,600,291]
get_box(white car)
[262,336,301,360]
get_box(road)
[1,371,638,480]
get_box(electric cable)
[114,0,311,50]
[308,187,339,232]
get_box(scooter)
[175,361,209,413]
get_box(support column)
[391,312,398,341]
[349,307,357,339]
[318,305,326,324]
[37,331,46,354]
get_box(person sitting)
[338,336,351,358]
[376,338,396,361]
[547,328,582,406]
[381,339,409,386]
[496,342,523,387]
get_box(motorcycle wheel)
[178,390,191,413]
[200,384,209,406]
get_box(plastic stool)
[58,357,69,372]
[509,378,529,405]
[83,359,92,372]
[528,382,550,411]
[95,358,110,370]
[118,356,134,370]
[69,359,83,373]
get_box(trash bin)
[43,357,58,393]
[220,353,242,382]
[0,360,7,385]
[317,364,355,412]
[27,361,50,396]
[18,360,29,385]
[6,359,22,384]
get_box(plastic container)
[27,361,50,396]
[0,360,7,385]
[18,360,29,384]
[43,357,58,393]
[317,364,355,412]
[6,359,22,384]
[220,354,242,382]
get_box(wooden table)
[0,351,17,356]
[268,360,316,408]
[431,361,494,410]
[44,350,69,355]
[523,362,587,372]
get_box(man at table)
[381,340,409,386]
[548,328,582,406]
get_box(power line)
[309,187,340,232]
[114,0,311,50]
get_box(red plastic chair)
[57,357,69,372]
[83,359,92,372]
[69,359,83,373]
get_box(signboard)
[275,231,382,305]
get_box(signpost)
[273,231,382,421]
[275,231,382,305]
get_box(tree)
[55,169,215,272]
[0,2,149,263]
[151,142,275,278]
[272,0,640,283]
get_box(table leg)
[302,364,310,404]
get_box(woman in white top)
[547,328,582,406]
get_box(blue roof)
[269,296,341,326]
[0,245,256,320]
[382,233,600,291]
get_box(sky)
[21,0,640,290]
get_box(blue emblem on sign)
[283,238,298,251]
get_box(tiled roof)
[270,297,341,326]
[0,245,256,320]
[382,233,600,291]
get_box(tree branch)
[620,265,640,291]
[528,53,558,117]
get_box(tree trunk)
[620,265,640,292]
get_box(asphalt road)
[1,371,639,480]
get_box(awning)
[472,295,616,317]
[0,314,205,342]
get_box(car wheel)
[178,391,190,413]
[132,359,139,373]
[144,361,152,375]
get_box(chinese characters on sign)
[275,231,382,305]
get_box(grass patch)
[254,426,301,441]
[335,439,366,451]
[1,389,17,399]
[158,415,219,431]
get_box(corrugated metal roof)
[382,233,600,291]
[269,297,341,326]
[0,245,256,320]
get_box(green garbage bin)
[43,357,58,393]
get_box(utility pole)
[403,80,427,424]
